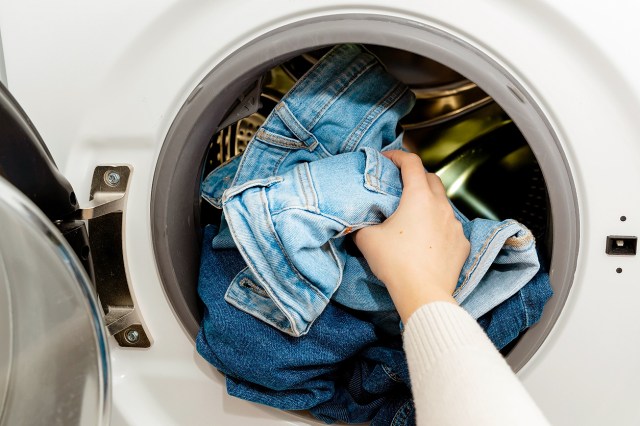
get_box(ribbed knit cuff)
[403,302,493,372]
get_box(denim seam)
[363,147,403,196]
[375,149,381,188]
[273,149,291,175]
[222,176,284,201]
[381,364,403,383]
[342,83,409,153]
[308,59,379,130]
[258,188,328,304]
[224,285,292,336]
[364,148,381,191]
[229,142,252,188]
[255,128,311,150]
[365,175,401,197]
[303,162,319,211]
[229,137,270,188]
[365,172,378,191]
[275,103,321,151]
[454,221,515,297]
[519,290,531,326]
[377,180,402,195]
[226,235,300,336]
[269,205,317,216]
[296,164,311,208]
[282,45,356,104]
[201,192,217,207]
[332,222,379,238]
[391,400,413,426]
[224,190,309,336]
[503,230,535,251]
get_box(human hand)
[353,150,470,322]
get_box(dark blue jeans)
[196,225,413,424]
[478,265,553,350]
[197,225,552,424]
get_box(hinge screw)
[104,170,121,187]
[125,329,140,343]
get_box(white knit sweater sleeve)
[403,302,550,426]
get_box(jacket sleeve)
[403,302,550,426]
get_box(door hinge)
[73,165,151,348]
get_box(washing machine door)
[0,83,110,425]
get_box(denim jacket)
[202,44,541,337]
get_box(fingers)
[425,173,447,198]
[383,150,447,198]
[382,150,428,191]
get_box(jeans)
[201,44,542,337]
[477,264,553,350]
[196,225,414,425]
[197,225,552,424]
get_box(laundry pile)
[196,44,553,425]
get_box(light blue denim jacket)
[202,44,540,337]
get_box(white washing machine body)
[0,1,639,424]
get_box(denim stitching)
[332,221,377,238]
[519,289,531,326]
[305,54,377,129]
[342,83,409,152]
[224,197,301,335]
[284,47,376,131]
[364,149,381,191]
[257,192,328,304]
[305,50,374,97]
[368,182,402,197]
[378,178,402,195]
[454,221,514,297]
[222,176,283,201]
[381,364,403,383]
[256,128,309,150]
[229,137,256,187]
[503,228,535,250]
[375,150,381,188]
[296,165,310,208]
[282,45,351,101]
[303,163,319,211]
[224,289,292,337]
[307,58,378,130]
[273,150,290,175]
[391,400,413,426]
[275,103,319,150]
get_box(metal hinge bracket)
[76,165,151,348]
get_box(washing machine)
[0,0,639,424]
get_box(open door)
[0,83,110,425]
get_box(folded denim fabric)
[197,225,552,425]
[477,267,553,350]
[219,147,540,336]
[196,225,413,424]
[309,342,414,426]
[201,44,414,209]
[201,43,542,337]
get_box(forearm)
[403,302,550,426]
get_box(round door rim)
[151,13,579,372]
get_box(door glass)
[0,177,109,426]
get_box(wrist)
[385,280,458,323]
